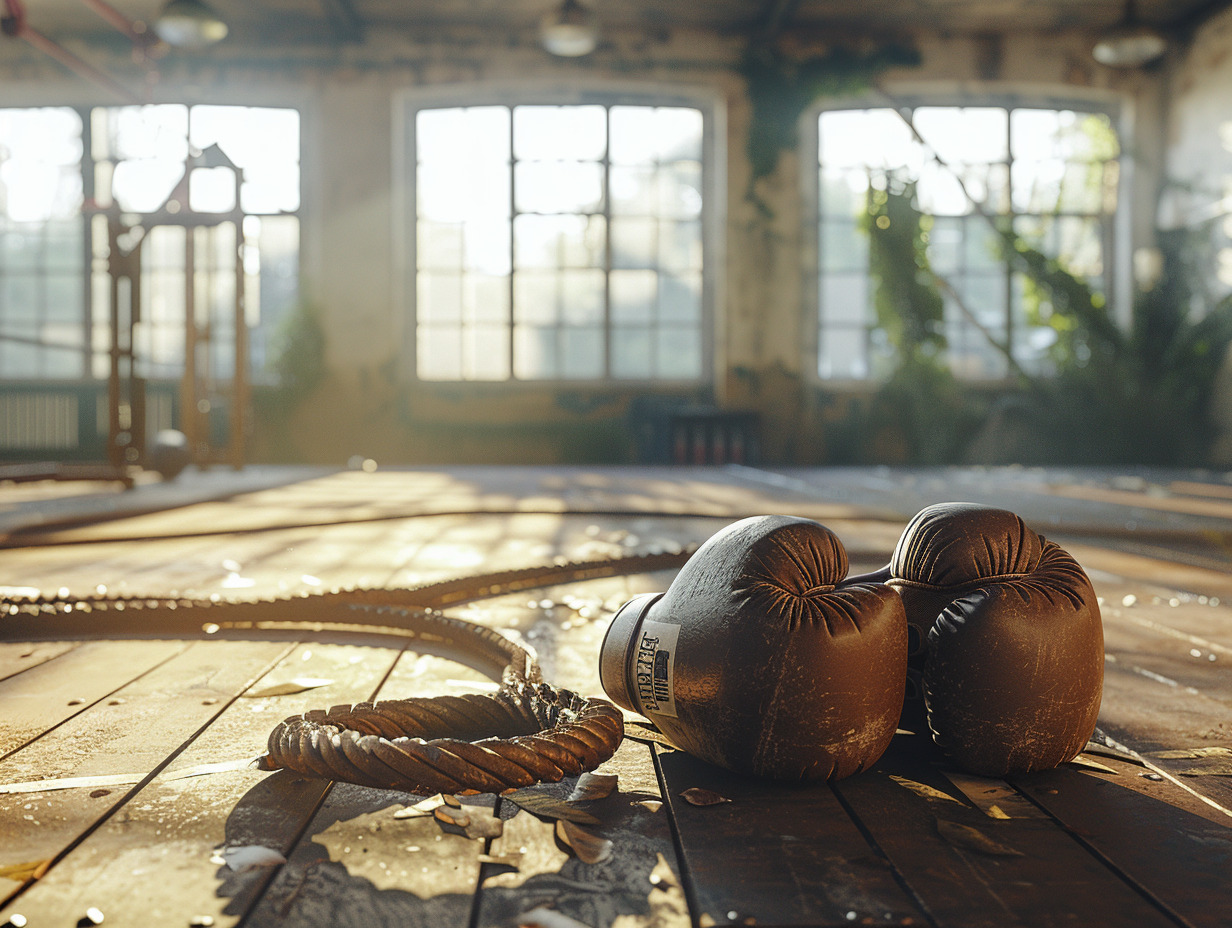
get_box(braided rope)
[258,682,624,794]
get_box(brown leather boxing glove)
[599,515,907,781]
[851,502,1104,776]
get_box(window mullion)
[508,105,517,382]
[602,105,612,380]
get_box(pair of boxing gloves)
[599,503,1103,780]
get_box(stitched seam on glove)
[892,573,1033,592]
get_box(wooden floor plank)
[0,638,187,758]
[241,649,496,928]
[0,640,79,683]
[0,639,292,909]
[656,747,924,927]
[477,738,689,928]
[0,641,400,926]
[1012,764,1232,928]
[834,734,1180,928]
[245,780,487,928]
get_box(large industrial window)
[410,100,710,382]
[0,108,87,379]
[0,104,299,382]
[814,104,1120,381]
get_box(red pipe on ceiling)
[1,0,146,104]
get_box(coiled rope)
[255,604,624,794]
[258,682,623,794]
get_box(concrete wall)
[0,22,1178,465]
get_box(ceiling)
[9,0,1232,48]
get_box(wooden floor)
[2,465,1231,928]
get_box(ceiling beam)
[1166,0,1232,32]
[319,0,363,43]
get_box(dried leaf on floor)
[0,859,51,883]
[243,677,334,698]
[633,799,663,813]
[888,775,964,804]
[1082,741,1144,766]
[503,787,601,824]
[555,819,613,865]
[935,820,1024,857]
[1178,763,1232,777]
[1153,747,1232,760]
[393,794,447,818]
[680,787,730,807]
[517,907,595,928]
[435,803,504,839]
[567,772,618,802]
[1067,756,1119,775]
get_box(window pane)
[466,325,510,380]
[659,220,702,272]
[659,162,703,218]
[45,221,83,269]
[418,272,463,323]
[45,274,82,321]
[818,102,1117,382]
[820,168,869,217]
[515,161,604,214]
[419,107,510,163]
[915,107,1007,164]
[560,269,604,325]
[514,215,604,268]
[611,218,657,269]
[660,273,701,323]
[821,273,870,327]
[819,109,921,171]
[610,269,656,324]
[514,106,605,161]
[610,106,703,163]
[468,274,510,324]
[419,221,464,269]
[513,325,558,379]
[419,325,463,380]
[419,160,509,222]
[822,218,867,271]
[612,326,653,378]
[513,271,560,324]
[560,326,603,378]
[610,165,657,215]
[413,101,708,382]
[819,328,868,379]
[189,166,237,212]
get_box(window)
[0,104,300,382]
[814,103,1120,381]
[0,108,87,378]
[409,99,710,382]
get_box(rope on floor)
[258,683,623,794]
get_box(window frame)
[395,82,724,387]
[0,100,304,385]
[802,88,1130,387]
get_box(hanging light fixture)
[540,0,598,57]
[154,0,228,48]
[1092,0,1167,68]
